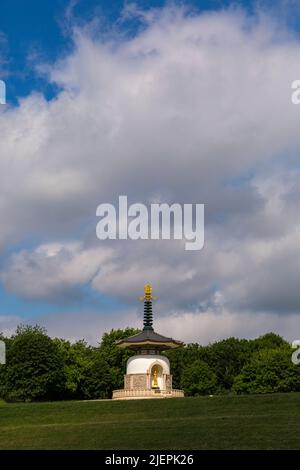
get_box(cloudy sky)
[1,0,300,345]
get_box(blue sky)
[1,0,300,343]
[2,0,299,103]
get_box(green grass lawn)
[0,393,300,450]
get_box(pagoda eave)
[116,340,183,350]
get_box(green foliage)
[80,351,121,399]
[53,338,94,398]
[0,325,298,401]
[0,325,65,401]
[164,346,187,388]
[233,346,300,394]
[181,360,218,395]
[250,333,289,352]
[202,338,251,390]
[166,338,250,391]
[97,328,139,397]
[99,328,139,371]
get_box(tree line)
[0,325,299,402]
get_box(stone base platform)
[112,388,184,400]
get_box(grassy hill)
[0,393,300,450]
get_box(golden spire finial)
[144,283,152,298]
[139,283,157,302]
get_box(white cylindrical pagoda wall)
[127,354,170,374]
[126,354,170,390]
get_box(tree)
[250,333,288,352]
[165,346,187,389]
[202,337,250,390]
[98,328,139,392]
[53,338,94,399]
[80,328,140,399]
[181,360,218,396]
[0,326,297,401]
[233,346,300,394]
[0,325,65,401]
[80,351,121,399]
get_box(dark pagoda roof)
[116,283,184,351]
[116,328,184,350]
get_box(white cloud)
[0,7,300,247]
[0,6,300,338]
[1,308,300,346]
[1,242,113,301]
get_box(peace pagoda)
[112,284,185,399]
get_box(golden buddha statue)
[152,366,159,388]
